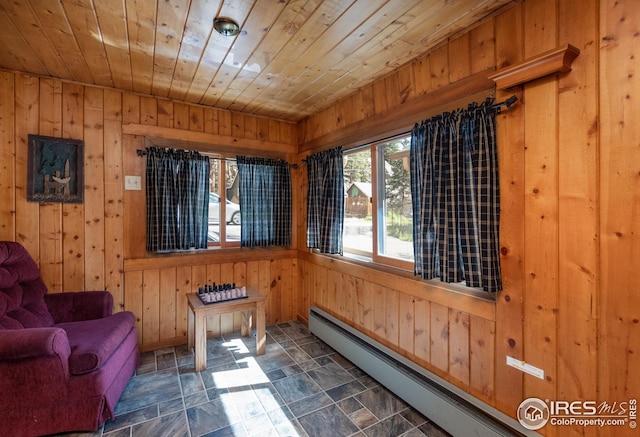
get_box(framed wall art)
[27,134,84,203]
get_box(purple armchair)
[0,241,141,437]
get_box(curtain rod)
[136,149,298,168]
[302,94,518,162]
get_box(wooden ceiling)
[0,0,513,122]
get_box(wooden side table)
[187,287,266,371]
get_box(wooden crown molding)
[489,44,580,89]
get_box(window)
[207,155,241,247]
[343,134,413,270]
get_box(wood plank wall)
[296,1,639,436]
[0,73,299,352]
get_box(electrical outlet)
[124,175,141,191]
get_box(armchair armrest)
[0,328,72,410]
[0,327,71,362]
[45,291,114,323]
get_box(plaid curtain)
[410,99,502,292]
[237,156,291,247]
[145,147,210,252]
[306,147,344,254]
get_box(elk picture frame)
[27,134,84,203]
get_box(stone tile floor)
[54,321,452,437]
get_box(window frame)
[342,133,414,272]
[206,153,241,249]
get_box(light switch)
[125,175,142,190]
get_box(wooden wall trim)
[300,251,496,321]
[123,123,297,157]
[124,248,298,271]
[489,43,580,89]
[298,69,496,153]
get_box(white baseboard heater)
[308,307,540,437]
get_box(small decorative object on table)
[198,282,248,304]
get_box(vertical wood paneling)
[398,292,414,354]
[448,34,470,82]
[124,270,143,344]
[175,265,191,338]
[429,46,449,89]
[103,89,124,309]
[206,263,222,336]
[83,87,105,291]
[38,78,63,293]
[413,298,430,368]
[270,259,282,324]
[14,74,39,256]
[62,83,85,291]
[430,302,449,374]
[142,269,160,344]
[522,0,559,411]
[173,103,189,129]
[140,96,157,126]
[469,19,495,74]
[599,1,640,430]
[493,2,525,415]
[0,72,15,242]
[448,309,470,387]
[219,262,235,333]
[159,268,177,340]
[557,3,598,437]
[470,316,495,405]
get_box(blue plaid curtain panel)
[410,99,502,292]
[145,147,210,252]
[306,147,344,255]
[237,156,292,248]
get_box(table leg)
[241,310,252,337]
[194,313,207,371]
[256,301,266,355]
[187,304,194,350]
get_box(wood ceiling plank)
[152,0,191,97]
[168,0,222,101]
[186,0,256,104]
[94,0,133,90]
[228,0,356,112]
[246,0,387,116]
[0,8,46,74]
[279,0,430,117]
[200,0,286,107]
[1,1,71,80]
[0,0,515,122]
[60,0,114,87]
[212,0,323,110]
[28,0,93,84]
[125,0,156,95]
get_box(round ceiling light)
[214,17,240,36]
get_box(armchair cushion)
[58,311,136,375]
[0,243,54,329]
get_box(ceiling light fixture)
[214,17,240,36]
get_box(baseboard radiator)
[308,307,539,437]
